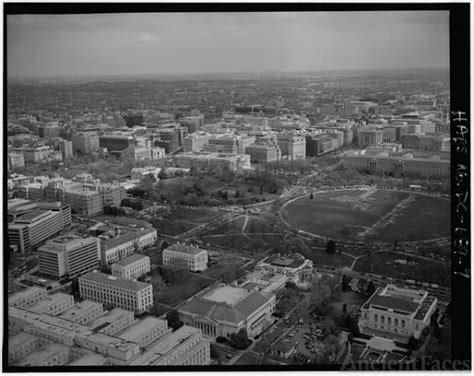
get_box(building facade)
[111,254,151,280]
[358,284,438,341]
[162,244,208,272]
[78,271,153,314]
[37,235,100,279]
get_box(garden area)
[150,266,215,307]
[353,251,450,286]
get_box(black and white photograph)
[3,2,471,372]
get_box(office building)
[173,152,251,172]
[71,132,100,155]
[24,293,75,316]
[245,141,281,163]
[129,325,210,366]
[162,244,208,272]
[180,115,205,133]
[8,332,48,365]
[8,152,25,170]
[358,284,438,341]
[179,284,276,339]
[343,150,450,178]
[8,286,48,309]
[357,129,384,147]
[99,135,135,153]
[116,316,171,348]
[111,254,151,280]
[276,133,306,160]
[183,132,210,152]
[37,235,100,279]
[8,209,64,253]
[57,300,104,324]
[86,308,137,336]
[79,271,153,315]
[59,140,74,160]
[203,133,255,154]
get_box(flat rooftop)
[117,316,167,342]
[87,308,135,332]
[9,332,38,349]
[79,271,151,292]
[112,253,149,267]
[57,300,103,321]
[100,227,156,250]
[8,286,46,306]
[165,243,206,256]
[26,293,73,314]
[204,286,250,306]
[15,343,71,366]
[129,326,199,365]
[67,353,107,366]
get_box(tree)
[274,237,311,258]
[234,190,240,198]
[229,329,252,350]
[342,303,347,315]
[366,280,376,296]
[326,239,336,254]
[309,193,314,199]
[165,309,183,331]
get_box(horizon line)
[8,66,450,80]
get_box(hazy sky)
[7,11,449,77]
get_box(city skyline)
[7,11,449,77]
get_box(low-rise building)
[24,292,75,316]
[111,253,151,280]
[256,253,314,288]
[78,271,153,315]
[358,284,438,341]
[8,332,48,364]
[179,284,276,339]
[86,308,137,336]
[57,300,104,325]
[173,152,251,172]
[162,244,208,272]
[8,287,48,309]
[116,316,171,348]
[129,325,210,366]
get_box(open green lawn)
[328,291,366,315]
[309,247,354,269]
[200,234,269,255]
[353,251,450,286]
[281,190,450,243]
[200,252,248,280]
[149,207,225,236]
[151,271,214,307]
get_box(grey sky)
[7,11,449,77]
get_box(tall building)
[8,209,65,253]
[358,284,438,341]
[276,133,306,160]
[357,129,384,147]
[79,271,153,315]
[183,132,210,152]
[37,235,100,279]
[180,115,205,133]
[59,140,73,160]
[8,152,25,170]
[71,132,99,155]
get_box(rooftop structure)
[359,284,438,341]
